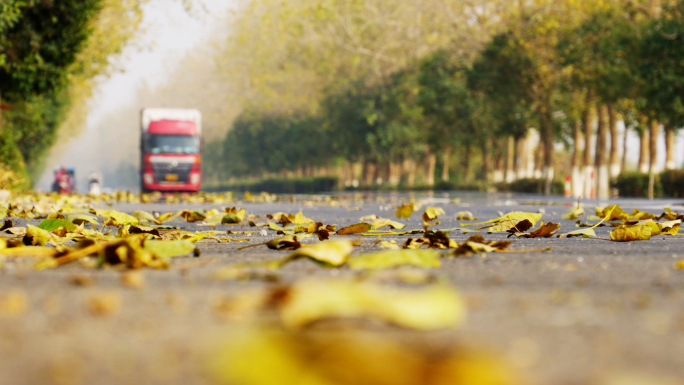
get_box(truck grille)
[152,161,192,183]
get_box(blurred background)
[1,0,683,196]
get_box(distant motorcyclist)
[54,165,73,193]
[88,171,101,195]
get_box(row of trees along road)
[0,0,145,189]
[212,0,683,197]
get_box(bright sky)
[88,0,236,126]
[38,0,236,190]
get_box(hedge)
[613,170,684,198]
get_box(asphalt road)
[1,192,683,385]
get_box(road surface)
[1,192,683,385]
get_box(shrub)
[206,177,339,194]
[496,178,564,195]
[0,163,26,191]
[612,172,663,198]
[660,170,684,198]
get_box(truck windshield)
[145,134,199,154]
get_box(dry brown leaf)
[512,221,561,238]
[396,203,414,219]
[336,222,372,235]
[610,224,654,242]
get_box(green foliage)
[660,169,684,198]
[613,171,663,198]
[3,89,69,176]
[496,179,565,196]
[0,0,145,189]
[637,1,684,126]
[468,32,536,139]
[208,177,339,194]
[223,113,330,177]
[0,133,29,190]
[419,50,479,149]
[211,0,684,196]
[0,0,34,66]
[365,69,425,162]
[614,170,684,198]
[0,0,102,189]
[0,0,102,101]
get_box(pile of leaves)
[0,202,238,269]
[559,204,683,241]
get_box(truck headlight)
[143,173,154,185]
[190,173,200,185]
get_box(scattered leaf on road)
[513,221,561,238]
[464,212,542,228]
[266,235,302,250]
[23,225,53,246]
[286,240,353,267]
[337,223,372,235]
[370,218,406,230]
[562,205,585,220]
[348,249,441,270]
[279,279,465,330]
[396,203,414,219]
[422,206,445,224]
[456,211,477,220]
[143,239,198,258]
[38,218,77,232]
[490,219,533,233]
[610,224,653,242]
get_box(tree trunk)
[492,138,504,183]
[595,105,609,199]
[540,110,554,195]
[638,115,649,173]
[342,162,351,187]
[363,161,376,186]
[441,146,451,182]
[379,162,389,186]
[571,120,582,198]
[462,144,471,182]
[482,138,491,184]
[533,136,543,179]
[494,152,504,183]
[505,135,516,183]
[516,135,528,179]
[648,119,659,199]
[649,119,659,173]
[424,149,436,186]
[621,123,629,172]
[608,104,620,178]
[389,161,401,186]
[403,158,416,187]
[351,162,362,188]
[583,107,594,199]
[665,123,676,170]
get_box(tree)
[468,32,537,185]
[0,0,101,184]
[419,50,478,184]
[0,0,102,102]
[0,0,147,184]
[638,0,684,170]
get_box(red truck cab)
[140,108,202,192]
